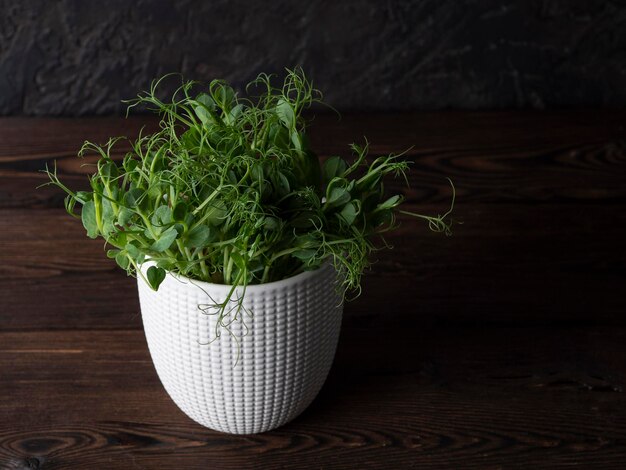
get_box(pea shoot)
[44,68,454,326]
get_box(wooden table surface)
[1,111,625,469]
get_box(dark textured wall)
[1,0,626,115]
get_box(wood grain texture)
[1,328,625,469]
[0,112,625,468]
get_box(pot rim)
[139,260,333,293]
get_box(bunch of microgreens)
[45,68,454,331]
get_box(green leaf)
[115,251,130,270]
[195,107,211,125]
[122,156,139,173]
[81,200,99,238]
[152,205,172,226]
[118,207,134,226]
[228,103,243,123]
[100,161,119,180]
[213,83,235,109]
[147,266,166,290]
[276,99,295,129]
[156,260,175,272]
[325,186,350,208]
[108,231,127,250]
[186,225,211,248]
[106,249,120,259]
[194,94,216,125]
[377,195,402,211]
[75,191,92,204]
[125,243,145,264]
[197,93,216,110]
[263,216,279,231]
[147,182,165,203]
[292,249,316,261]
[143,226,156,241]
[322,156,347,184]
[181,128,201,150]
[295,233,317,245]
[268,123,290,148]
[123,188,144,209]
[204,200,227,226]
[275,172,290,195]
[290,130,302,151]
[338,200,358,225]
[251,163,264,181]
[101,197,116,236]
[150,226,178,252]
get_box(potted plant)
[45,68,454,434]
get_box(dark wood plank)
[0,117,158,160]
[1,326,625,469]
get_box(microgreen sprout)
[43,67,455,340]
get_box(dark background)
[2,0,626,115]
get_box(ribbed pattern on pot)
[137,263,343,434]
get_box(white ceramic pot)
[137,262,343,434]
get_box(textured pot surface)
[137,263,343,434]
